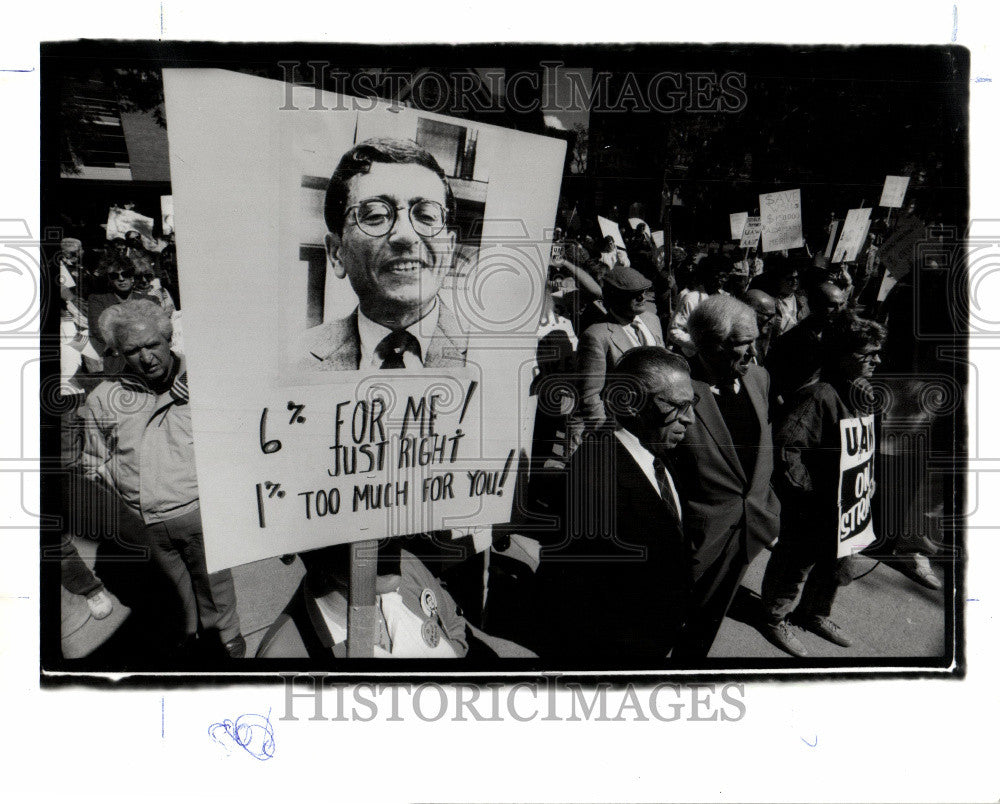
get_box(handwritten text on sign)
[252,379,512,531]
[837,414,876,558]
[740,215,762,249]
[759,189,803,253]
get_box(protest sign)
[164,69,565,571]
[739,215,762,249]
[832,207,872,263]
[759,189,803,252]
[729,211,748,241]
[105,206,156,245]
[837,414,877,558]
[597,215,626,250]
[879,175,910,208]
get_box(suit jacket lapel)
[742,369,769,481]
[692,379,746,483]
[607,323,636,358]
[614,438,682,534]
[424,300,468,367]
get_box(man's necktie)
[653,458,680,521]
[630,321,650,346]
[375,330,421,369]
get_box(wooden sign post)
[347,540,378,657]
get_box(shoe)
[764,619,808,657]
[85,589,113,620]
[800,615,853,647]
[896,553,942,591]
[223,634,247,659]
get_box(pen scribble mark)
[208,708,276,761]
[801,735,818,747]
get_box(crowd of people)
[54,136,948,663]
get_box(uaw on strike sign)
[837,414,877,558]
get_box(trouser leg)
[144,519,199,636]
[760,531,816,625]
[795,554,841,620]
[674,534,745,659]
[167,509,241,643]
[60,535,104,598]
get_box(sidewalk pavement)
[709,546,947,659]
[81,536,946,662]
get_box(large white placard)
[164,69,565,571]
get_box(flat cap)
[604,265,652,292]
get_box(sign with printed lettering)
[759,189,803,252]
[832,208,872,263]
[730,212,748,241]
[878,175,910,208]
[164,68,564,571]
[740,215,762,249]
[837,414,877,558]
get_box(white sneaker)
[86,589,113,620]
[898,553,942,591]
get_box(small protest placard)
[759,189,803,252]
[598,215,626,250]
[879,175,910,208]
[105,206,156,244]
[730,212,748,241]
[837,414,877,558]
[740,215,762,249]
[832,208,872,263]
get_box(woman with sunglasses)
[86,251,160,370]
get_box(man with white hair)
[668,295,781,658]
[80,299,244,658]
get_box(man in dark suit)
[291,137,468,372]
[575,265,665,427]
[764,280,848,412]
[534,347,695,661]
[669,295,782,658]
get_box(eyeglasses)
[107,271,134,280]
[650,393,700,423]
[344,198,448,238]
[854,350,882,364]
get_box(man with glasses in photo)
[291,137,467,372]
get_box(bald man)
[764,281,848,413]
[740,289,777,361]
